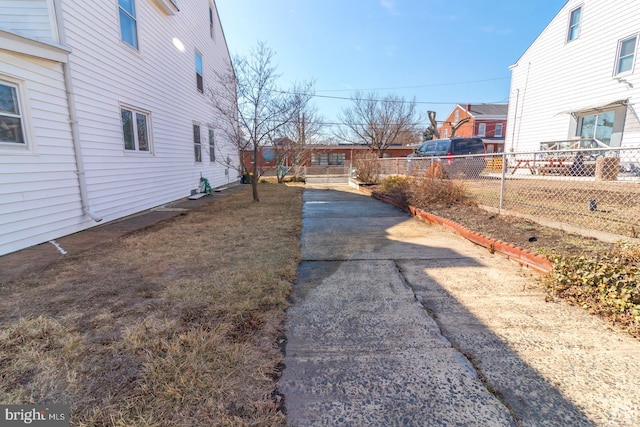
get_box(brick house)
[439,104,508,139]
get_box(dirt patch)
[423,203,615,258]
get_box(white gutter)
[52,0,102,222]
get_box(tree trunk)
[251,149,260,202]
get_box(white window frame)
[0,76,34,154]
[118,0,139,50]
[193,123,202,163]
[495,123,503,138]
[454,110,459,122]
[615,35,637,76]
[195,51,203,93]
[478,123,486,137]
[208,128,215,162]
[567,6,582,42]
[120,105,152,153]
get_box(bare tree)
[209,42,312,201]
[272,85,323,181]
[337,92,418,157]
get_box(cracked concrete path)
[278,185,640,426]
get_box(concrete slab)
[282,185,640,426]
[399,256,640,426]
[281,260,513,426]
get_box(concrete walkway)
[279,185,640,426]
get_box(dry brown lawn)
[0,183,303,426]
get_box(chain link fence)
[377,147,640,239]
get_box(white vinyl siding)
[0,0,238,255]
[506,0,640,151]
[0,50,85,255]
[0,0,57,43]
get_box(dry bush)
[353,152,381,183]
[379,175,413,202]
[0,184,303,426]
[408,173,469,208]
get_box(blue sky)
[216,0,566,132]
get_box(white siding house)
[0,0,238,255]
[506,0,640,151]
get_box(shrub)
[379,175,413,202]
[544,241,640,335]
[408,174,468,207]
[353,152,381,184]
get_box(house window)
[208,128,215,162]
[209,6,214,38]
[578,112,615,145]
[328,153,346,165]
[454,110,459,122]
[567,7,581,42]
[193,124,202,162]
[495,123,503,137]
[478,123,486,137]
[121,107,150,151]
[195,52,203,92]
[0,81,26,145]
[616,35,637,75]
[118,0,138,49]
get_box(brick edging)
[360,186,553,274]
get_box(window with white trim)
[454,110,459,122]
[194,124,202,162]
[478,123,486,137]
[208,128,215,162]
[195,51,203,92]
[495,123,503,137]
[121,106,151,151]
[567,6,581,42]
[118,0,138,49]
[616,35,637,75]
[0,80,26,145]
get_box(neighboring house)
[506,0,640,151]
[0,0,238,255]
[243,144,416,173]
[439,104,508,140]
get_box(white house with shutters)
[506,0,640,151]
[0,0,238,255]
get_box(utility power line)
[315,77,511,93]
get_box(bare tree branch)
[207,42,313,201]
[337,92,419,157]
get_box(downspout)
[53,0,102,222]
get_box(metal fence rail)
[377,147,640,239]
